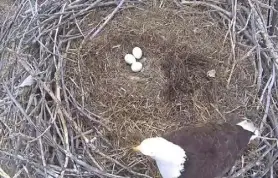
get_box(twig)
[269,0,278,35]
[181,1,232,17]
[230,144,276,177]
[226,0,238,88]
[0,167,10,178]
[95,150,152,178]
[260,64,276,132]
[88,0,125,40]
[248,0,278,66]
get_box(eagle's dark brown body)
[163,122,254,178]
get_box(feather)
[18,75,35,88]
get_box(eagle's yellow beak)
[132,145,141,152]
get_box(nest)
[0,0,277,178]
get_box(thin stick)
[89,0,125,39]
[0,167,10,178]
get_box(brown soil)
[65,4,258,176]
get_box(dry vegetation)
[0,0,277,178]
[66,6,257,147]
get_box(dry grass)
[66,6,257,146]
[65,4,259,177]
[0,0,277,178]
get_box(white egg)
[132,47,143,59]
[131,62,143,72]
[124,54,136,65]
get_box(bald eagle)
[133,119,260,178]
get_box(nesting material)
[0,0,272,178]
[65,6,259,178]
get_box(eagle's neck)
[154,141,187,178]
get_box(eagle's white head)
[133,137,187,178]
